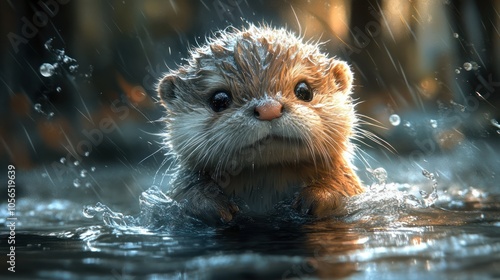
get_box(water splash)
[82,167,446,232]
[38,38,93,82]
[367,167,388,191]
[83,202,136,228]
[83,186,200,231]
[344,167,440,227]
[420,169,438,207]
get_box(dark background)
[1,0,499,172]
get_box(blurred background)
[0,0,499,177]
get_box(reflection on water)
[1,159,500,279]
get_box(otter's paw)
[183,187,239,225]
[293,187,346,218]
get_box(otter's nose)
[254,99,283,121]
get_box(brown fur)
[158,25,363,225]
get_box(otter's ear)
[327,59,353,94]
[158,74,178,104]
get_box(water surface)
[2,142,500,279]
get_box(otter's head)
[158,25,356,174]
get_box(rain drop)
[44,38,53,50]
[453,33,459,38]
[56,87,62,92]
[34,103,43,113]
[491,119,500,129]
[69,65,78,72]
[39,63,55,77]
[90,166,96,172]
[84,151,90,157]
[454,69,460,74]
[73,160,80,166]
[370,167,387,185]
[47,112,55,119]
[85,182,92,188]
[430,119,437,128]
[63,56,72,64]
[403,121,411,127]
[471,61,479,70]
[463,62,472,71]
[80,169,88,178]
[82,205,96,218]
[421,169,438,207]
[60,157,67,164]
[389,114,401,126]
[73,178,81,188]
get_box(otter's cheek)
[169,111,209,151]
[286,104,322,131]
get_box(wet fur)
[158,25,364,225]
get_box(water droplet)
[471,61,479,70]
[84,151,90,157]
[56,87,62,92]
[82,205,96,218]
[463,62,472,71]
[421,169,439,207]
[454,69,460,74]
[34,103,43,113]
[453,33,459,38]
[60,157,67,164]
[85,182,92,188]
[41,172,48,178]
[44,38,54,50]
[63,56,72,64]
[74,161,80,166]
[491,119,500,129]
[47,112,55,119]
[430,119,437,128]
[80,169,88,178]
[69,65,78,72]
[73,178,81,188]
[403,121,411,127]
[389,114,401,126]
[39,63,55,77]
[90,166,96,172]
[369,167,388,185]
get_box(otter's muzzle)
[253,99,283,121]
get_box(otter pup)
[158,25,363,225]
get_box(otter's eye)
[294,81,313,102]
[209,91,232,112]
